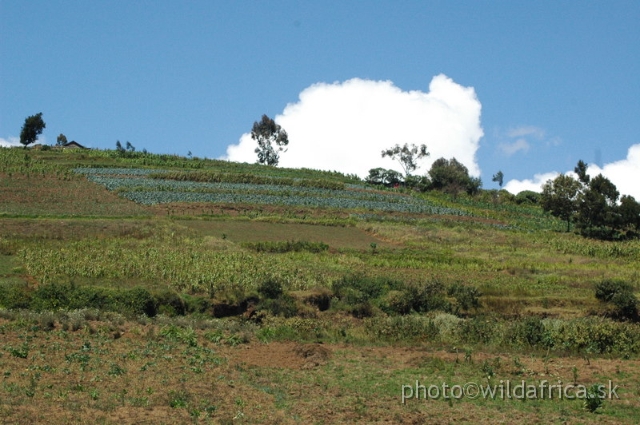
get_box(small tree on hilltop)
[574,160,590,185]
[541,174,582,232]
[20,112,46,147]
[492,170,504,188]
[56,133,68,147]
[428,157,481,196]
[576,174,619,236]
[619,195,640,233]
[381,143,429,178]
[252,114,289,166]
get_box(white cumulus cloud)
[0,137,21,148]
[224,74,484,178]
[504,144,640,199]
[585,144,640,199]
[503,171,559,194]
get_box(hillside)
[1,147,639,424]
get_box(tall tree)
[428,157,481,195]
[619,195,640,232]
[381,143,429,177]
[19,113,46,147]
[252,115,289,166]
[576,174,619,234]
[574,160,590,185]
[56,133,68,146]
[492,171,504,187]
[541,174,582,232]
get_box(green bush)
[542,317,640,354]
[332,275,401,303]
[611,291,638,320]
[595,279,633,302]
[380,290,412,315]
[114,287,156,316]
[258,277,284,299]
[406,280,449,313]
[70,286,114,310]
[365,315,439,341]
[154,290,187,316]
[456,317,497,344]
[181,294,211,315]
[31,282,72,311]
[0,284,32,309]
[447,283,481,314]
[515,190,541,205]
[26,283,158,317]
[258,294,299,318]
[348,302,375,318]
[583,383,604,413]
[594,279,638,320]
[507,316,545,347]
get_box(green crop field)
[1,147,639,424]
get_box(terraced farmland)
[76,167,470,216]
[1,148,639,424]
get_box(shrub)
[611,292,638,320]
[258,294,299,318]
[515,190,541,205]
[594,279,638,320]
[595,279,633,303]
[154,290,187,316]
[456,317,497,344]
[296,288,332,311]
[365,168,403,186]
[447,283,481,314]
[182,294,211,315]
[365,315,439,341]
[380,290,412,315]
[31,282,72,311]
[431,312,462,339]
[29,283,158,317]
[507,316,545,347]
[543,317,640,354]
[258,277,284,299]
[113,287,156,317]
[332,275,402,303]
[71,286,114,310]
[583,384,604,413]
[406,280,449,313]
[0,284,32,309]
[348,302,375,318]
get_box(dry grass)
[0,175,149,217]
[177,219,395,250]
[0,318,638,424]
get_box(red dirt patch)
[230,342,331,370]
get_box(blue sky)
[2,1,639,195]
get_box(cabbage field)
[77,167,470,216]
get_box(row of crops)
[75,167,471,216]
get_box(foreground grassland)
[1,148,639,424]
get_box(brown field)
[0,174,149,217]
[177,219,396,250]
[1,317,639,425]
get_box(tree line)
[14,112,640,241]
[541,160,640,239]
